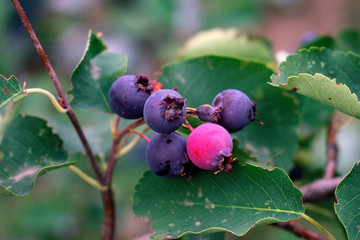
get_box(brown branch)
[324,114,340,179]
[99,118,145,240]
[300,177,343,202]
[105,118,145,185]
[274,220,326,240]
[10,0,103,182]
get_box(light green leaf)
[158,56,299,172]
[0,75,22,107]
[271,48,360,119]
[177,28,274,65]
[0,115,73,196]
[335,162,360,240]
[69,31,128,112]
[133,163,304,239]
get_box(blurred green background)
[0,0,359,239]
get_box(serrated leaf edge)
[0,74,22,108]
[270,73,360,119]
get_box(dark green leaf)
[335,162,360,240]
[181,232,225,240]
[133,163,304,239]
[299,29,360,55]
[337,29,360,54]
[0,75,22,107]
[299,36,336,50]
[296,95,333,134]
[159,56,299,172]
[69,31,128,112]
[0,115,73,196]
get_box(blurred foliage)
[1,0,360,239]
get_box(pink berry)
[186,123,234,173]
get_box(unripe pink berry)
[186,123,234,173]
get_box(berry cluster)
[109,75,257,178]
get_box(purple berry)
[109,74,153,119]
[145,132,188,177]
[143,89,186,134]
[196,104,221,123]
[187,123,234,173]
[212,89,256,133]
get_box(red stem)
[131,129,151,142]
[115,116,121,134]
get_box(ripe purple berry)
[186,123,234,173]
[212,89,256,133]
[143,89,186,134]
[145,132,188,177]
[109,74,153,119]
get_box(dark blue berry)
[109,74,153,119]
[145,132,188,177]
[143,89,186,134]
[212,89,256,133]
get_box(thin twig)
[106,118,145,184]
[11,0,103,182]
[324,111,352,179]
[274,220,326,240]
[300,177,343,202]
[130,129,151,142]
[324,114,339,179]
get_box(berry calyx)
[143,89,186,134]
[186,123,235,173]
[159,94,186,122]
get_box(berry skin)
[143,89,186,134]
[186,123,234,173]
[212,89,256,133]
[145,132,188,177]
[109,74,153,119]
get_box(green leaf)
[335,162,360,240]
[271,48,360,119]
[299,36,336,50]
[0,94,27,144]
[69,31,128,112]
[0,75,22,107]
[133,163,304,239]
[296,95,333,134]
[277,73,360,119]
[0,115,73,196]
[336,29,360,54]
[158,56,299,172]
[299,29,360,54]
[177,28,274,65]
